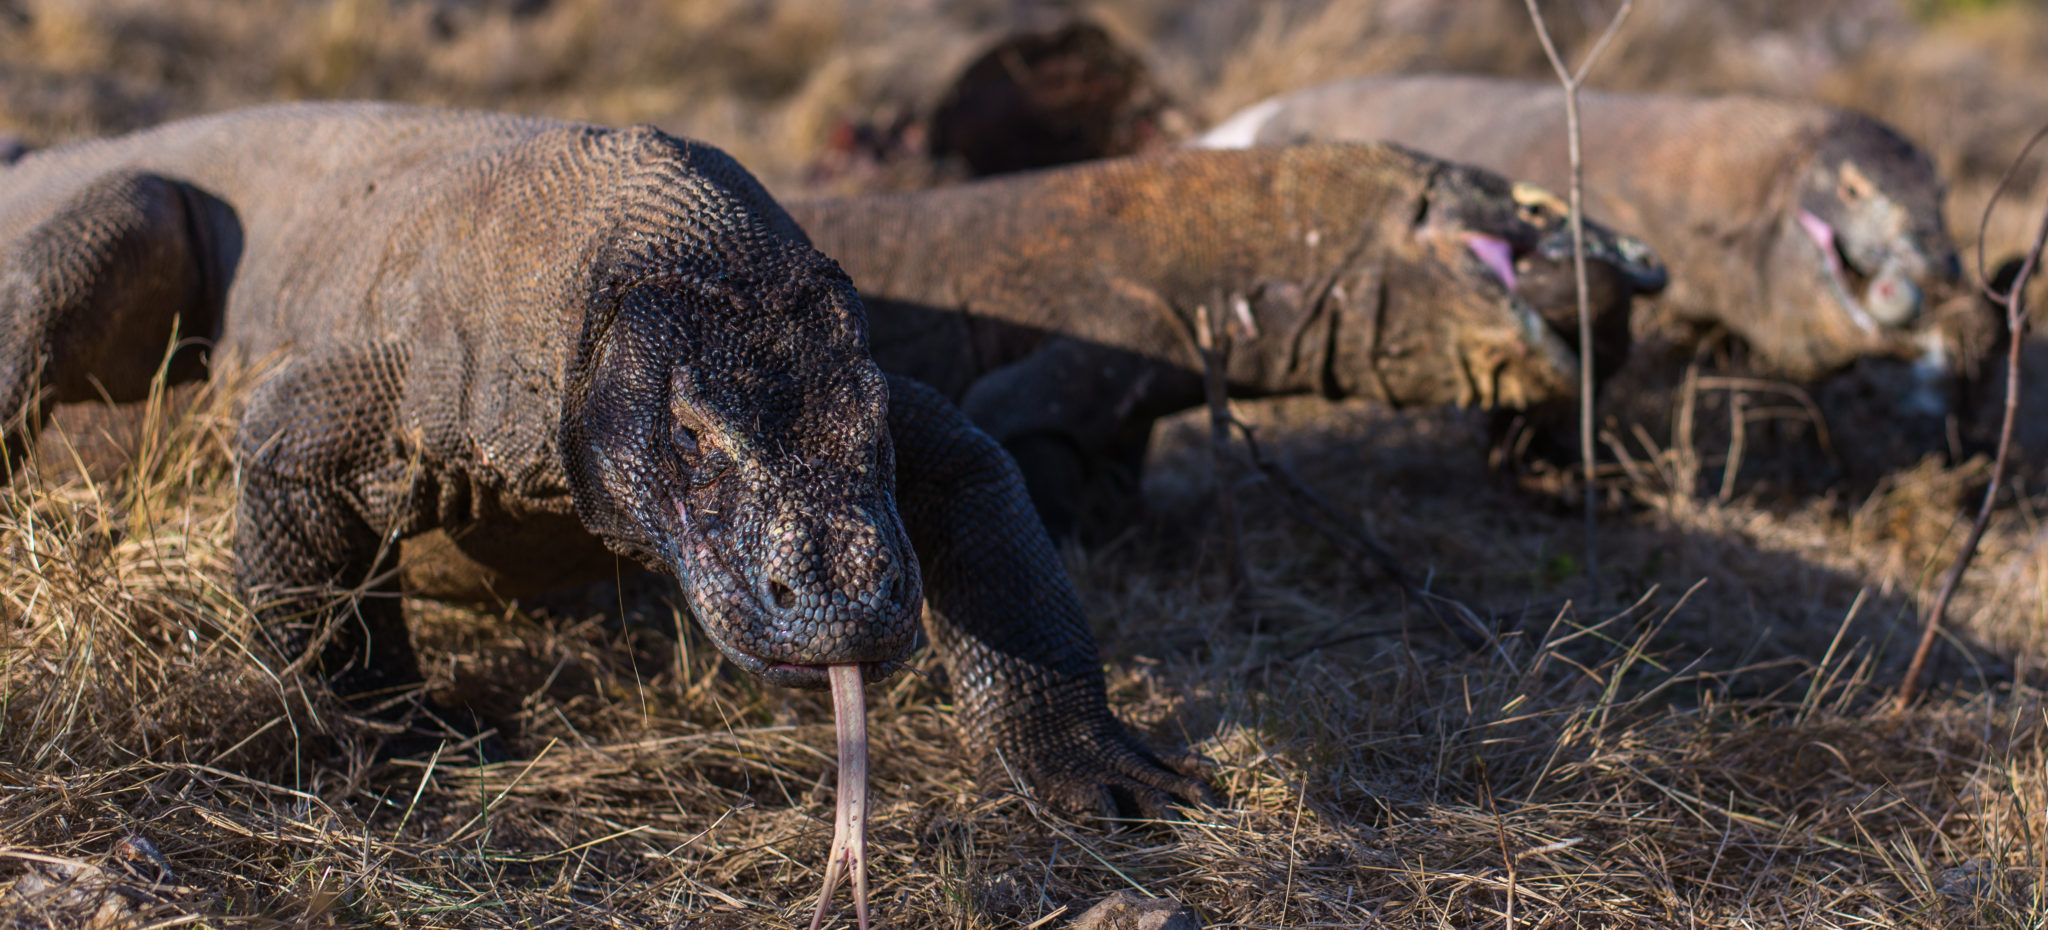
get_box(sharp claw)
[810,664,871,930]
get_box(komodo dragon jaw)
[562,266,924,692]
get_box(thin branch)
[1522,0,1636,605]
[1893,123,2048,711]
[1226,416,1496,653]
[1197,302,1250,594]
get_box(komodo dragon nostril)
[770,578,798,609]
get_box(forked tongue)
[809,664,871,930]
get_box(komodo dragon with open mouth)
[0,101,1211,929]
[1197,74,1979,394]
[786,143,1668,540]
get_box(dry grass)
[2,384,2046,928]
[6,1,2048,927]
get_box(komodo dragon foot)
[887,375,1212,819]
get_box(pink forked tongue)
[1462,233,1519,292]
[1798,208,1838,260]
[810,664,871,930]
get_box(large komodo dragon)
[1197,75,1980,399]
[786,143,1668,539]
[0,102,1212,926]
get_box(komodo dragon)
[785,143,1668,539]
[0,102,1210,927]
[1196,74,1975,389]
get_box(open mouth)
[1462,231,1520,293]
[1462,232,1570,350]
[1449,232,1582,406]
[1797,209,1883,335]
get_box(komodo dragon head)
[1353,155,1666,407]
[1490,178,1668,383]
[1755,114,1983,395]
[558,144,924,694]
[1787,116,1959,334]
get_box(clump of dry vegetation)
[5,1,2048,927]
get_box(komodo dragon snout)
[567,267,923,691]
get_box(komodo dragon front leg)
[958,340,1188,542]
[888,375,1209,816]
[0,172,212,476]
[235,343,430,698]
[0,169,415,698]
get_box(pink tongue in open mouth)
[1797,208,1838,257]
[1797,209,1881,334]
[809,663,871,930]
[1462,233,1519,292]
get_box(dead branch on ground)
[1893,123,2048,711]
[1224,416,1495,652]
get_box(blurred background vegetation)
[2,0,2043,264]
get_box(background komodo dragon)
[786,143,1667,540]
[0,104,1212,898]
[1197,74,1987,405]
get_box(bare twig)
[1226,416,1495,652]
[1522,0,1637,603]
[1197,302,1250,593]
[1718,389,1747,503]
[1892,122,2048,712]
[1694,375,1836,461]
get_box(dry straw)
[0,355,2043,927]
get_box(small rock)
[1069,890,1199,930]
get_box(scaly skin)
[0,102,1205,824]
[788,143,1667,539]
[1197,73,1973,384]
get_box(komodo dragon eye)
[1509,182,1567,227]
[671,399,706,456]
[1838,162,1876,204]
